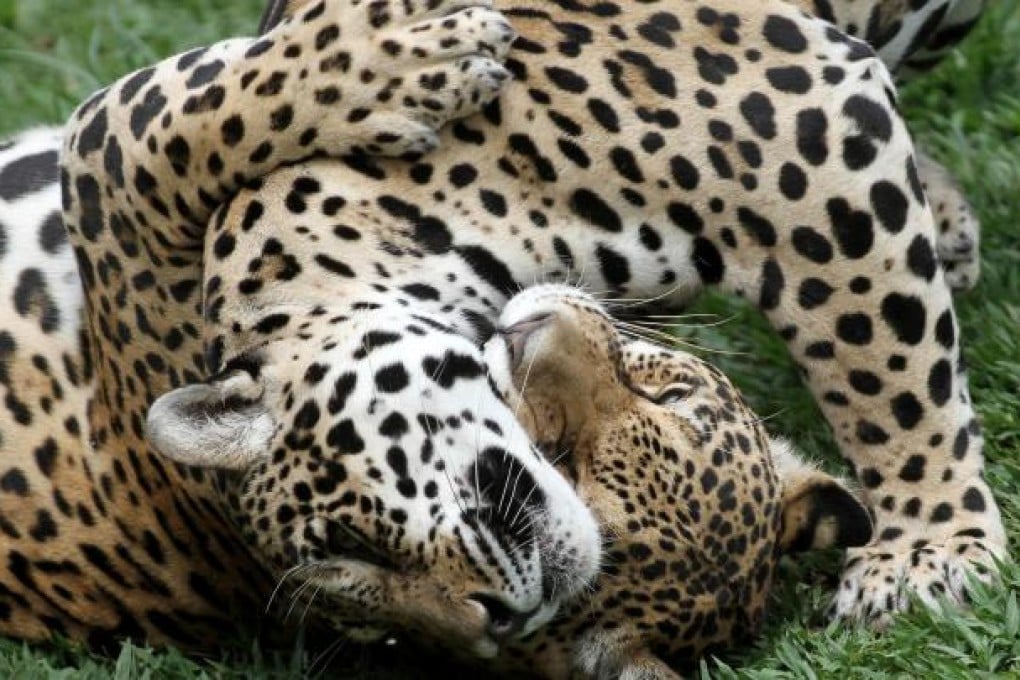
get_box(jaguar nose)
[468,593,539,642]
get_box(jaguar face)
[147,307,601,656]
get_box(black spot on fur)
[545,66,588,93]
[327,419,365,454]
[479,189,508,217]
[669,154,700,190]
[763,15,808,53]
[455,245,519,297]
[758,259,784,310]
[906,235,937,281]
[795,108,828,166]
[870,181,909,233]
[791,227,833,263]
[667,202,704,235]
[739,93,776,140]
[77,108,108,157]
[798,278,833,310]
[380,413,410,440]
[962,487,985,512]
[827,198,874,259]
[315,254,355,277]
[779,162,807,200]
[881,293,926,345]
[929,502,953,523]
[737,207,776,247]
[596,243,631,289]
[928,359,952,407]
[891,392,924,429]
[692,238,724,284]
[422,352,484,388]
[327,373,357,414]
[0,150,59,202]
[119,66,155,105]
[934,310,955,349]
[849,370,882,395]
[836,313,873,345]
[13,269,60,333]
[0,469,29,496]
[375,363,410,393]
[377,195,452,254]
[185,60,225,89]
[129,86,168,140]
[38,212,67,254]
[766,66,812,93]
[856,420,889,445]
[570,189,622,232]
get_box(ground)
[0,0,1017,676]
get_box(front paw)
[271,0,515,157]
[829,534,1003,629]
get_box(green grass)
[1,0,1019,676]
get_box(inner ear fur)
[145,369,276,470]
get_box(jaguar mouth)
[467,594,559,654]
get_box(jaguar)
[479,284,871,677]
[189,0,1000,631]
[0,0,999,661]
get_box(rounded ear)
[770,439,873,553]
[146,370,276,470]
[779,479,874,553]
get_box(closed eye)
[325,520,398,570]
[653,384,694,405]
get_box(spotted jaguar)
[477,284,871,677]
[0,0,1000,661]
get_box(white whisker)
[266,563,314,614]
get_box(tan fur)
[483,286,870,677]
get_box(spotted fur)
[204,0,1002,631]
[477,285,871,677]
[0,0,1001,659]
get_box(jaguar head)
[147,302,601,657]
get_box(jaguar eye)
[654,384,694,405]
[326,520,364,554]
[324,520,395,569]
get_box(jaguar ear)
[146,368,276,469]
[258,0,309,34]
[771,439,873,552]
